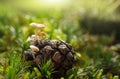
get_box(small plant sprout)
[30,22,46,39]
[30,45,39,59]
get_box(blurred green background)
[0,0,120,79]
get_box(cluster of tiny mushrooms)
[27,23,46,59]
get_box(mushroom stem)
[32,52,35,59]
[35,29,38,40]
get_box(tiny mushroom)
[40,31,46,39]
[27,35,37,44]
[31,35,36,38]
[30,45,39,52]
[27,37,31,42]
[30,22,45,39]
[60,77,64,79]
[30,45,39,59]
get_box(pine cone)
[24,39,76,75]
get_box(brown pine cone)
[24,39,76,76]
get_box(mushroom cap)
[30,45,39,52]
[27,37,31,42]
[31,35,36,38]
[40,32,45,36]
[27,35,36,42]
[30,23,45,29]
